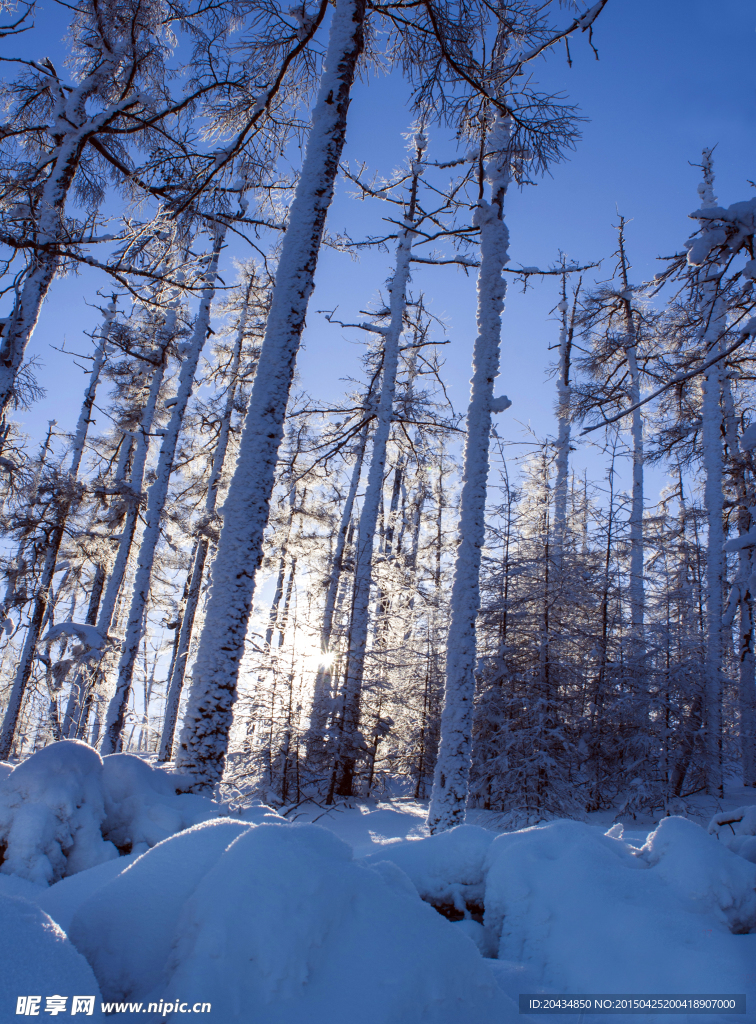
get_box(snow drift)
[70,818,514,1023]
[365,816,756,1013]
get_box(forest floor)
[2,745,756,1023]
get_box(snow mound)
[101,753,223,853]
[709,804,756,864]
[483,817,754,996]
[72,819,514,1023]
[638,815,756,933]
[0,761,13,782]
[70,818,253,1002]
[0,740,118,885]
[361,823,495,912]
[0,742,230,884]
[0,895,105,1020]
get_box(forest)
[1,0,756,1019]
[0,0,753,835]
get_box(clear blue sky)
[14,0,756,505]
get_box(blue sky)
[13,0,756,504]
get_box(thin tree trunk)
[697,152,727,799]
[306,419,369,758]
[427,114,512,833]
[0,301,116,758]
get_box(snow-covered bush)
[100,753,223,854]
[0,741,118,884]
[709,805,756,864]
[0,895,105,1020]
[0,741,229,884]
[71,818,514,1023]
[638,815,756,933]
[361,823,495,915]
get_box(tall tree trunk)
[427,114,512,833]
[176,0,367,792]
[722,377,756,786]
[697,151,727,799]
[616,221,644,655]
[553,274,574,574]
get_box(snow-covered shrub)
[709,805,756,864]
[0,895,105,1020]
[72,819,514,1023]
[482,818,755,994]
[638,815,756,933]
[0,741,118,885]
[361,823,495,916]
[0,742,233,884]
[100,753,224,854]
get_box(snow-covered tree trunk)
[696,153,727,799]
[553,278,572,573]
[101,227,225,755]
[616,224,644,652]
[69,299,117,476]
[722,378,756,786]
[427,115,512,833]
[95,332,170,641]
[176,0,367,792]
[329,143,424,799]
[158,266,249,761]
[85,316,174,745]
[306,417,369,759]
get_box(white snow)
[100,753,223,852]
[0,741,118,885]
[362,822,494,911]
[3,762,756,1023]
[69,818,252,1003]
[71,817,514,1022]
[0,896,106,1020]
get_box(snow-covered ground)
[1,742,755,1022]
